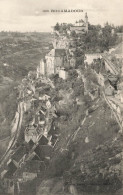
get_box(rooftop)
[23,160,45,173]
[38,135,49,146]
[2,163,17,179]
[34,145,53,160]
[12,146,27,163]
[46,49,66,57]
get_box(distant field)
[0,32,52,80]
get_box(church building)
[45,48,66,75]
[37,49,67,77]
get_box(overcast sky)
[0,0,123,32]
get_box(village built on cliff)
[37,13,89,80]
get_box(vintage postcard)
[0,0,123,194]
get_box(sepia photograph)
[0,0,123,194]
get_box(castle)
[70,12,88,34]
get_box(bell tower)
[85,12,88,33]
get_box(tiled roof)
[26,140,35,150]
[12,146,26,163]
[38,135,49,146]
[27,152,40,161]
[23,160,45,173]
[3,163,17,179]
[46,49,66,57]
[34,145,53,160]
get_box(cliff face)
[35,36,123,194]
[36,75,122,195]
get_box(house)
[45,49,67,75]
[38,135,49,146]
[25,126,39,143]
[84,53,101,65]
[22,160,45,181]
[104,80,114,96]
[26,139,35,151]
[34,145,53,161]
[59,69,68,80]
[70,13,88,34]
[26,152,40,161]
[12,146,27,167]
[1,162,17,179]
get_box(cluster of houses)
[1,134,53,194]
[24,93,57,143]
[1,78,59,194]
[0,68,60,194]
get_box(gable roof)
[25,126,38,136]
[12,146,26,163]
[46,49,66,57]
[23,160,45,173]
[27,152,40,161]
[26,139,35,151]
[34,145,53,160]
[38,135,49,146]
[2,163,17,179]
[104,79,114,88]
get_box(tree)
[68,69,78,80]
[71,30,76,37]
[54,23,60,31]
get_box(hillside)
[0,32,52,81]
[0,32,52,159]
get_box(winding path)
[0,101,24,168]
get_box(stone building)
[37,59,46,78]
[59,69,68,80]
[70,13,88,34]
[104,80,114,96]
[25,126,39,143]
[38,49,67,77]
[85,53,102,65]
[45,48,66,75]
